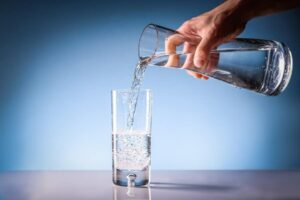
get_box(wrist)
[212,0,257,22]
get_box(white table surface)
[0,170,300,200]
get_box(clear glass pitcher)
[138,23,293,96]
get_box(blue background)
[0,0,300,170]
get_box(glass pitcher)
[138,23,293,96]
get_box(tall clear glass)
[138,23,293,96]
[111,89,152,187]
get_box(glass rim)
[138,23,159,60]
[111,88,152,93]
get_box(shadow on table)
[150,182,235,192]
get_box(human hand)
[166,0,248,79]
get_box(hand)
[167,0,249,79]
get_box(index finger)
[165,34,185,67]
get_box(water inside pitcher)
[139,24,293,96]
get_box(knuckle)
[214,11,229,26]
[181,20,193,29]
[207,27,217,37]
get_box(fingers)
[164,31,217,81]
[187,36,219,80]
[183,41,208,80]
[183,41,196,54]
[165,54,180,67]
[186,70,209,80]
[182,42,196,69]
[206,51,219,73]
[194,36,214,70]
[165,34,185,67]
[165,34,185,54]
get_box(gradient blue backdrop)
[0,0,300,170]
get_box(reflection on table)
[113,185,151,200]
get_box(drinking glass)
[111,89,152,187]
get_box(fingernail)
[195,58,206,68]
[199,59,206,67]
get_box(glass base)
[113,168,150,187]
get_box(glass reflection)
[113,185,151,200]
